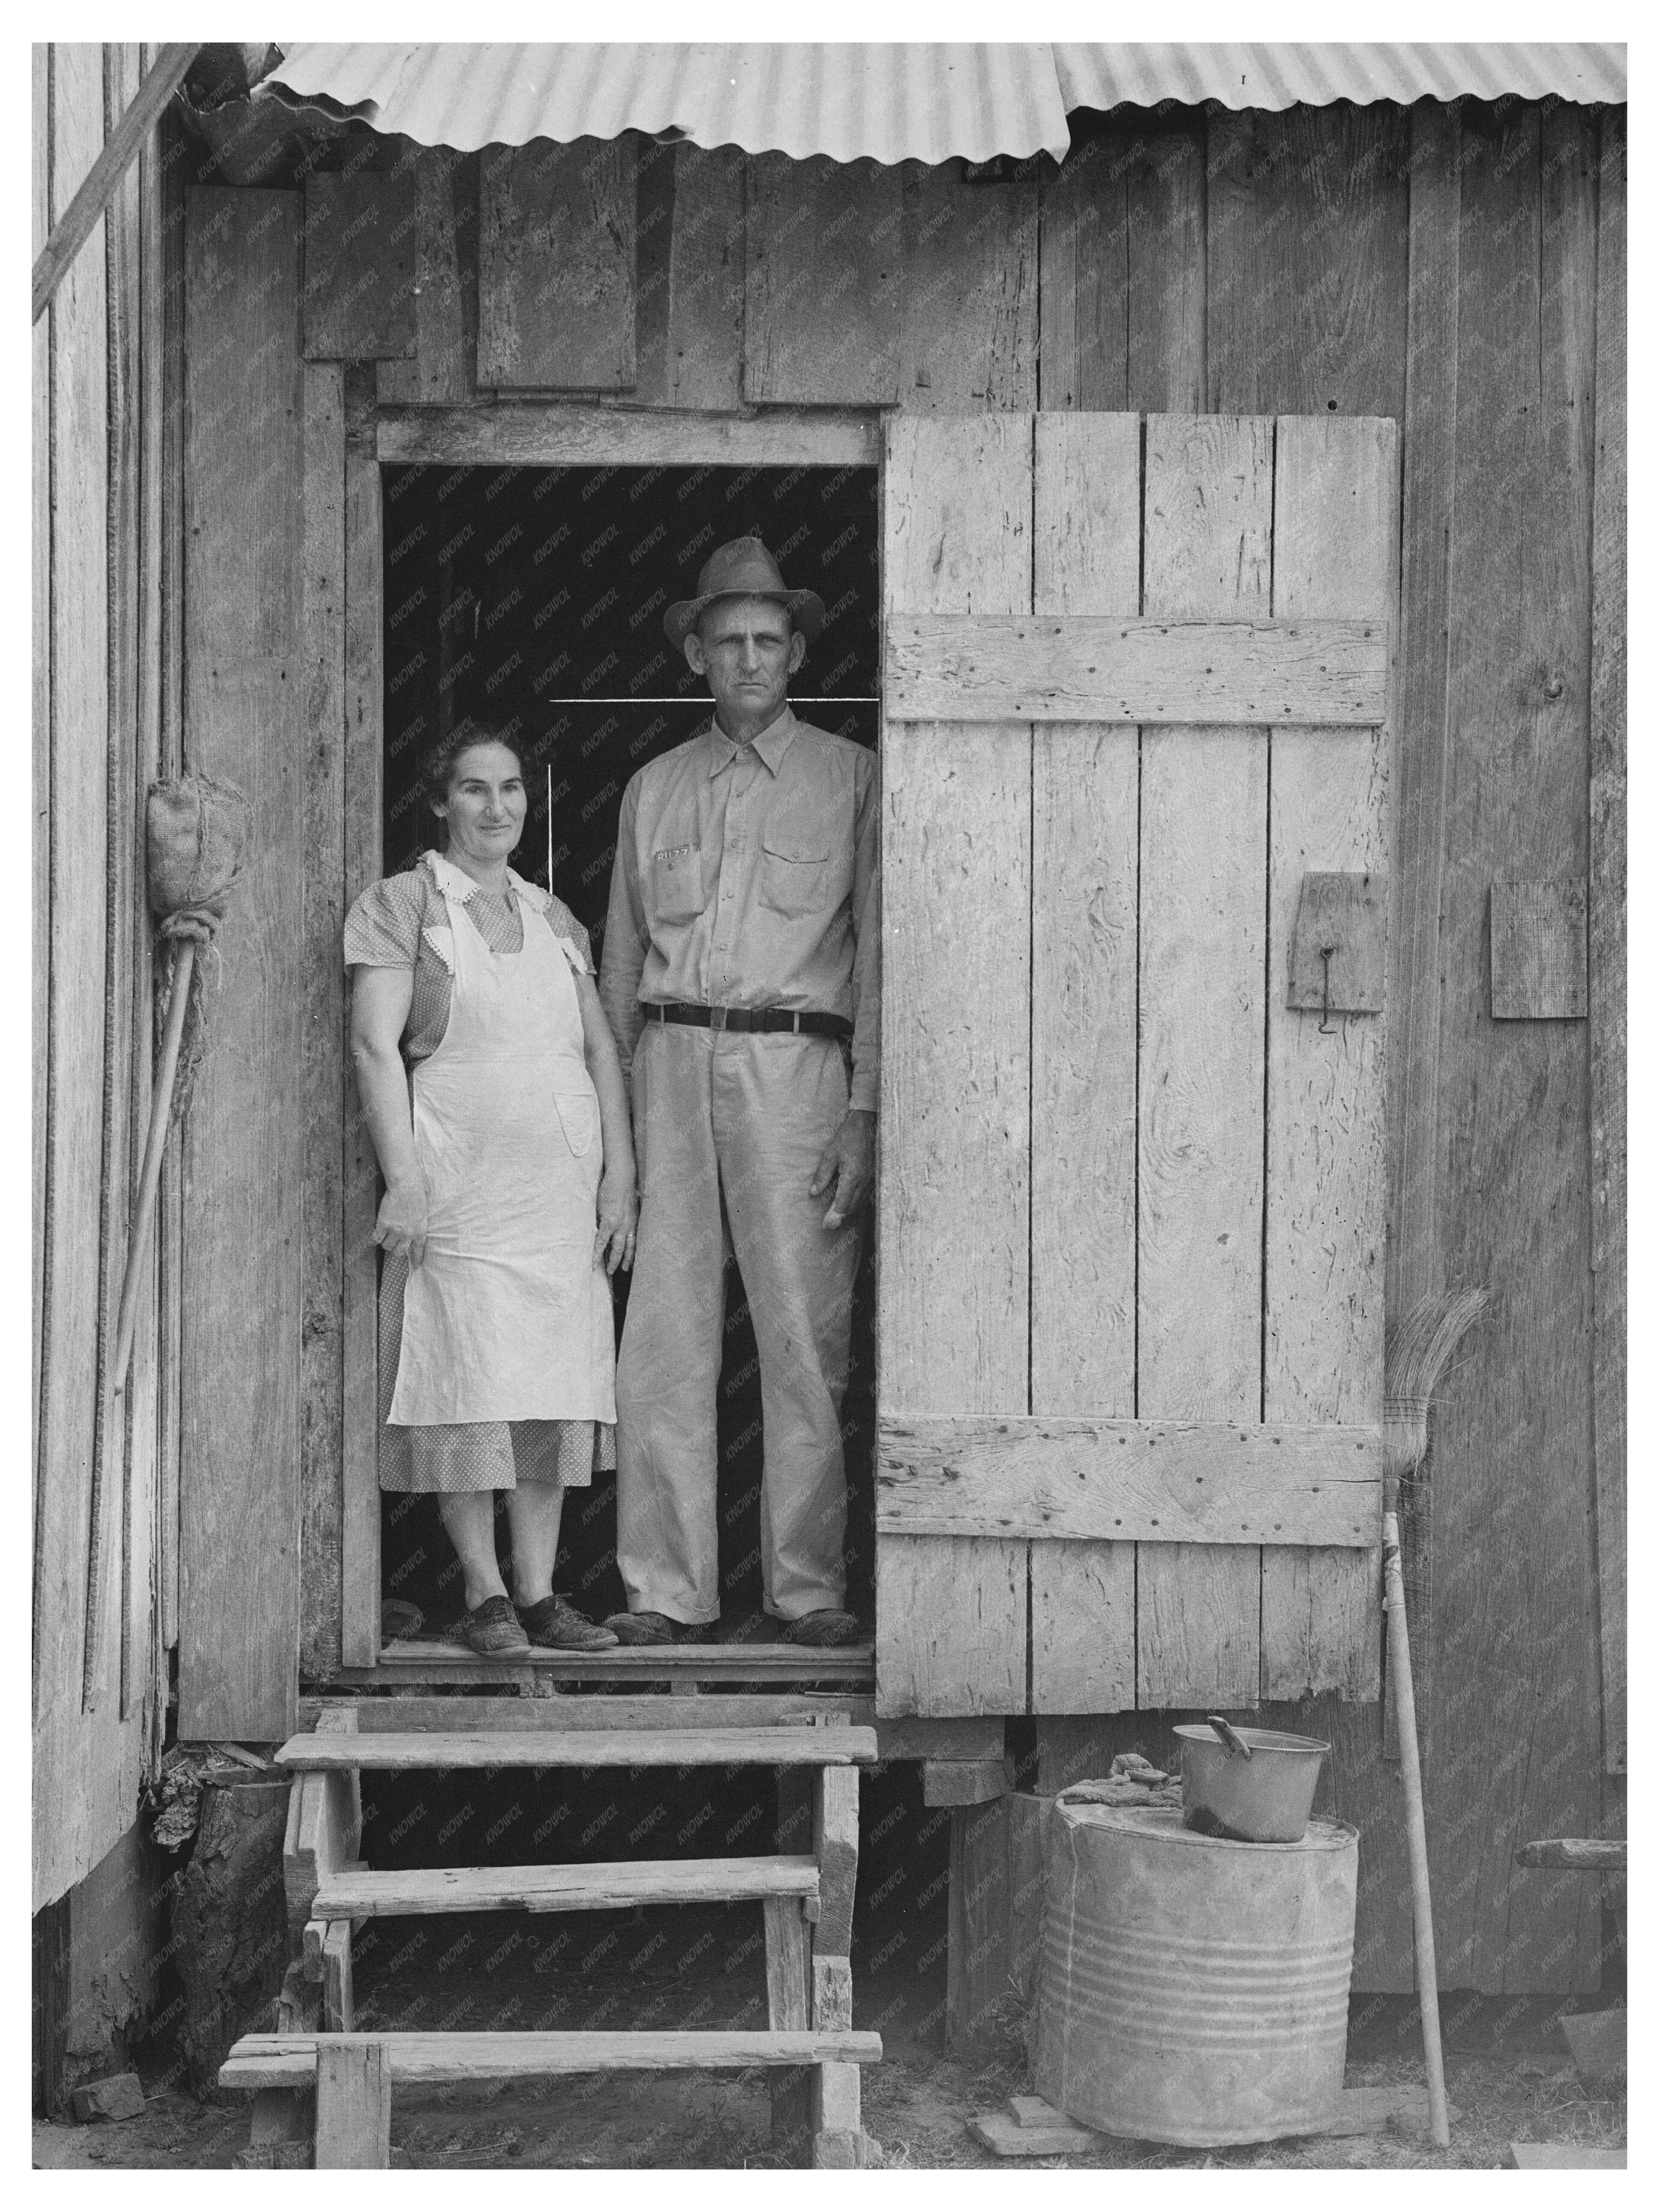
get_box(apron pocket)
[551,1089,598,1157]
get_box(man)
[598,537,877,1648]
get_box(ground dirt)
[32,1915,1626,2172]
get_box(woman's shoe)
[517,1594,619,1651]
[462,1595,531,1655]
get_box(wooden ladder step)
[312,1854,822,1919]
[221,2029,881,2089]
[275,1725,879,1771]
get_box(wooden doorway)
[339,415,883,1662]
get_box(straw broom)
[1382,1287,1490,2150]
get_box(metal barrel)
[1034,1800,1359,2146]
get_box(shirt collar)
[706,704,797,779]
[425,849,548,911]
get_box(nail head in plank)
[885,613,1389,725]
[222,2029,884,2089]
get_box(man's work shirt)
[600,705,880,1114]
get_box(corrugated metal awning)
[1052,41,1626,115]
[258,43,1074,164]
[258,43,1626,165]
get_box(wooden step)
[221,2028,881,2089]
[312,1854,821,1919]
[354,1639,875,1689]
[275,1725,879,1772]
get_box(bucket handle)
[1207,1714,1253,1761]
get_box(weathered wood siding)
[177,182,306,1740]
[32,43,177,1910]
[147,95,1621,1997]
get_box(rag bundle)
[146,774,252,1123]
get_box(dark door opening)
[378,459,880,1634]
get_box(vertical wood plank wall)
[32,41,175,1909]
[178,184,305,1741]
[44,88,1615,1994]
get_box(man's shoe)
[603,1611,718,1646]
[462,1595,531,1656]
[778,1609,863,1648]
[517,1594,619,1651]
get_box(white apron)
[386,867,616,1428]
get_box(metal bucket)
[1176,1722,1331,1843]
[1034,1799,1358,2146]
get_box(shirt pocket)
[760,836,831,920]
[649,844,705,926]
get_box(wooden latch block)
[1287,872,1387,1015]
[1490,880,1588,1018]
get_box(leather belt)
[645,1001,852,1042]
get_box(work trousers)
[615,1023,859,1623]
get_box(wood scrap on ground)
[969,2094,1098,2158]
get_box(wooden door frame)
[335,402,885,1671]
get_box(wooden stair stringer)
[263,1715,875,2169]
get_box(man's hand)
[809,1108,875,1231]
[595,1165,639,1276]
[374,1176,429,1269]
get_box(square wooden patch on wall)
[1490,880,1589,1019]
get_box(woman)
[346,722,636,1653]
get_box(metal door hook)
[1318,946,1336,1034]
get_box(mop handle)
[110,936,196,1397]
[1383,1504,1451,2147]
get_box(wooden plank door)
[876,412,1396,1719]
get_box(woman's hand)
[595,1164,638,1276]
[374,1176,430,1269]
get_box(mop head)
[146,774,253,1124]
[1383,1288,1491,1484]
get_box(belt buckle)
[709,1005,727,1031]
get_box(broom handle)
[110,937,195,1397]
[1383,1504,1450,2146]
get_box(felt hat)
[663,535,825,648]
